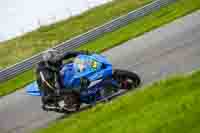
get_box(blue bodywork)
[26,54,118,104]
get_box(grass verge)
[0,0,152,69]
[0,69,34,97]
[34,70,200,133]
[0,0,200,97]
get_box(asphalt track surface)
[1,10,200,133]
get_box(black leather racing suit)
[36,51,89,106]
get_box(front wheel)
[113,69,141,90]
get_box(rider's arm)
[35,61,55,90]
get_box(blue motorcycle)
[26,53,141,112]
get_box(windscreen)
[74,55,101,73]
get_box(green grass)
[34,70,200,133]
[1,0,200,97]
[0,69,34,97]
[0,0,153,69]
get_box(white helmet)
[42,48,60,63]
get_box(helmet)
[42,48,60,63]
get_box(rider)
[36,48,89,108]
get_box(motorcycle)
[26,53,141,113]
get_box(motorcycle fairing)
[26,81,41,96]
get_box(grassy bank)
[34,70,200,133]
[1,0,200,97]
[0,69,34,97]
[0,0,153,69]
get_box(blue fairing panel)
[61,54,112,89]
[26,81,41,96]
[60,63,75,88]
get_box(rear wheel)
[113,69,141,90]
[63,92,80,112]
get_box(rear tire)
[63,91,80,112]
[113,69,141,90]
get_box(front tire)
[113,69,141,90]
